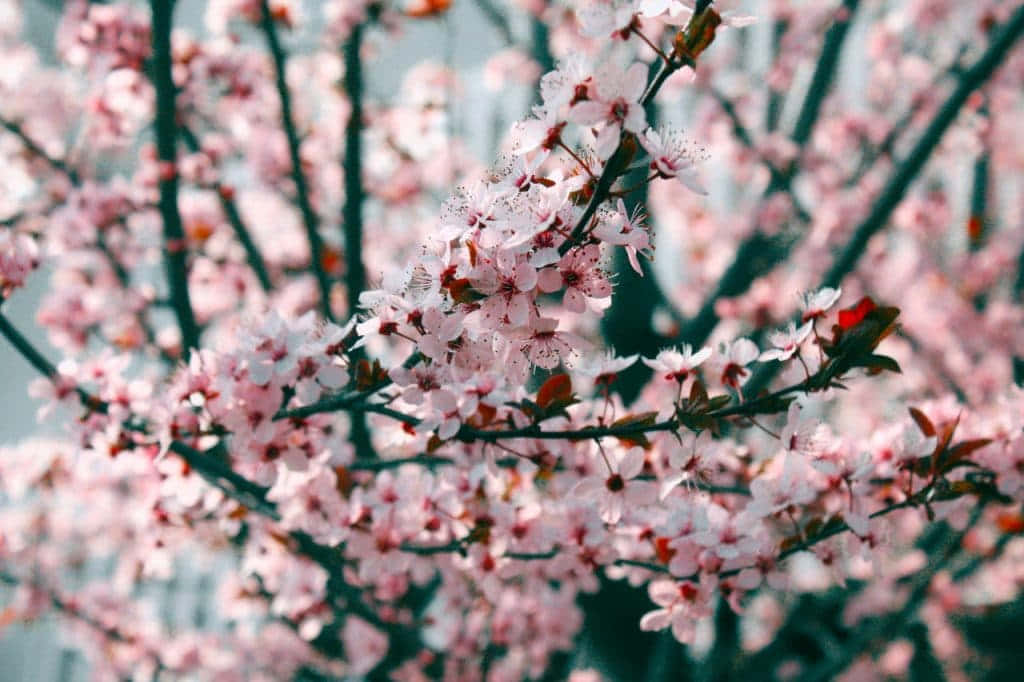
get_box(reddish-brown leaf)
[536,374,573,409]
[908,407,936,438]
[944,438,993,465]
[838,296,877,330]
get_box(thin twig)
[180,125,273,293]
[260,0,335,320]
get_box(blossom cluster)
[2,0,1024,680]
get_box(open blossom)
[746,453,817,518]
[512,105,566,155]
[780,401,826,455]
[569,62,648,159]
[517,317,591,370]
[660,429,714,499]
[639,128,707,194]
[537,244,612,313]
[473,254,539,329]
[592,199,652,275]
[268,467,348,546]
[693,503,761,561]
[759,320,814,362]
[643,344,712,383]
[801,287,842,322]
[639,579,713,644]
[893,424,938,465]
[573,446,657,523]
[0,229,40,296]
[576,350,639,386]
[577,0,640,39]
[639,0,757,27]
[717,338,760,389]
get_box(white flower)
[643,344,712,383]
[572,446,656,524]
[718,337,760,388]
[781,401,825,455]
[801,287,842,321]
[759,320,814,362]
[894,425,938,463]
[639,128,707,194]
[576,350,639,384]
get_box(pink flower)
[639,128,707,194]
[659,429,714,499]
[569,62,648,159]
[576,350,639,386]
[592,199,653,275]
[801,287,842,322]
[759,320,814,362]
[578,1,639,39]
[0,229,40,296]
[780,401,825,455]
[537,245,612,313]
[572,446,657,523]
[693,503,761,561]
[746,454,817,518]
[893,424,938,465]
[342,617,388,676]
[643,344,712,383]
[717,338,760,389]
[512,105,566,155]
[473,255,538,329]
[638,579,712,644]
[268,467,349,546]
[518,317,591,370]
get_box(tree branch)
[180,125,273,293]
[150,0,201,353]
[260,0,335,320]
[677,0,860,348]
[0,116,78,183]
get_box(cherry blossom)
[639,127,707,194]
[0,1,1023,679]
[759,320,814,362]
[642,344,713,383]
[569,61,649,159]
[573,446,657,523]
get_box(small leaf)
[935,413,961,457]
[706,394,732,411]
[908,407,936,437]
[611,411,660,428]
[611,411,659,449]
[863,353,901,375]
[838,296,877,330]
[537,373,573,409]
[939,438,992,472]
[689,380,709,406]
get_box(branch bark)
[260,0,335,321]
[150,0,201,353]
